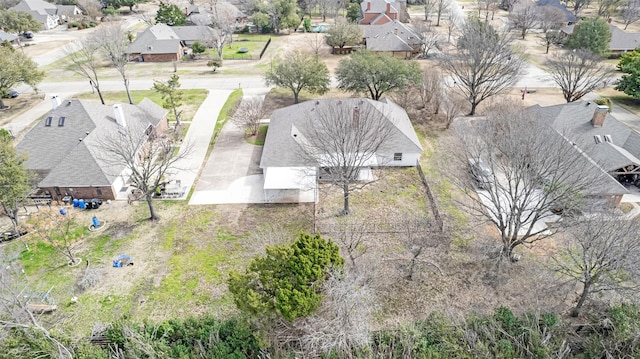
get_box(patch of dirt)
[0,94,46,124]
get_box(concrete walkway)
[168,89,232,199]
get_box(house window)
[58,117,66,126]
[45,117,52,126]
[96,188,102,195]
[394,153,402,161]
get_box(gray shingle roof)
[536,0,577,23]
[11,0,58,15]
[0,31,18,42]
[609,24,640,51]
[361,20,422,46]
[16,98,167,188]
[526,101,639,195]
[171,25,216,42]
[365,32,412,51]
[126,24,181,54]
[260,98,423,168]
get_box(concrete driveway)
[190,89,269,205]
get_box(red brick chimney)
[386,3,391,14]
[591,105,608,127]
[367,2,371,11]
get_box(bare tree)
[308,32,325,57]
[419,69,443,113]
[28,207,81,266]
[297,100,395,216]
[414,23,443,57]
[509,0,539,39]
[292,271,374,357]
[66,39,105,105]
[621,0,640,30]
[446,12,459,42]
[553,212,640,317]
[0,248,73,358]
[98,122,191,221]
[441,92,466,129]
[207,0,237,60]
[326,216,369,269]
[477,0,499,21]
[546,49,613,103]
[77,0,103,19]
[396,215,442,280]
[231,96,265,136]
[307,0,342,21]
[439,20,525,115]
[540,29,562,54]
[435,0,451,26]
[568,0,591,15]
[424,0,437,21]
[137,12,156,26]
[537,5,567,32]
[89,23,133,104]
[597,0,623,17]
[451,101,605,261]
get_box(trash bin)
[78,199,85,209]
[73,198,79,207]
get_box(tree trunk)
[146,194,159,221]
[625,23,630,30]
[571,280,591,317]
[546,42,550,54]
[294,91,299,104]
[124,78,133,104]
[96,86,105,105]
[436,10,442,26]
[342,182,350,215]
[521,28,526,39]
[469,101,478,116]
[0,99,6,109]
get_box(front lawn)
[217,34,271,60]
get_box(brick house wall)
[142,53,181,62]
[41,186,116,201]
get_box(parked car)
[1,89,18,98]
[21,31,33,39]
[468,158,495,189]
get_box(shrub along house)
[16,97,168,201]
[259,98,423,202]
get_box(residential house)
[360,20,422,58]
[527,101,638,206]
[535,0,577,26]
[561,23,640,53]
[359,0,407,25]
[185,4,246,28]
[10,0,60,30]
[259,98,423,202]
[16,97,168,201]
[126,24,217,62]
[56,5,83,23]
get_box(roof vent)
[594,135,602,144]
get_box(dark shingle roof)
[16,98,167,187]
[260,98,423,168]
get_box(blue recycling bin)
[92,216,99,227]
[73,198,79,207]
[78,199,86,209]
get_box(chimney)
[113,104,126,128]
[386,3,391,14]
[367,2,371,11]
[352,106,360,127]
[591,105,608,127]
[51,95,61,110]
